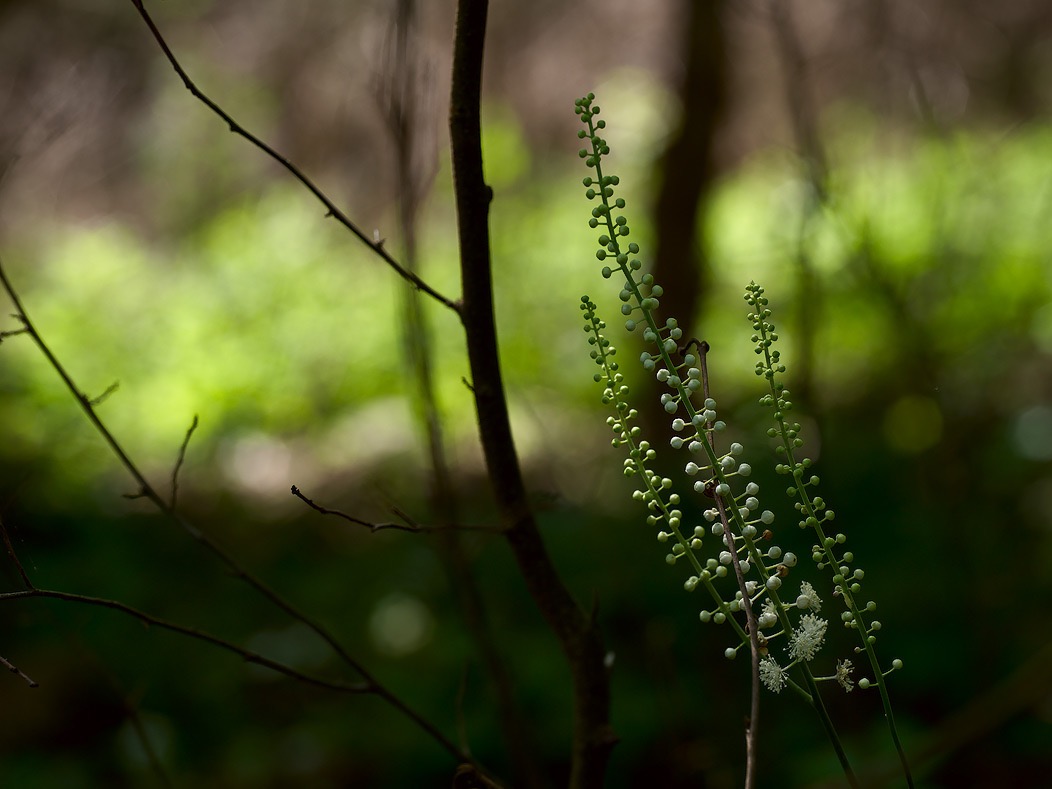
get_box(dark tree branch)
[0,652,38,688]
[4,509,350,695]
[0,256,494,780]
[449,1,615,786]
[88,381,120,407]
[291,485,501,533]
[766,0,828,199]
[649,0,726,341]
[169,414,198,511]
[1,515,33,590]
[765,0,828,408]
[376,2,541,781]
[0,586,374,693]
[126,0,461,315]
[118,690,175,789]
[292,485,416,531]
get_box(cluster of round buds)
[745,282,779,358]
[576,95,666,335]
[808,531,885,646]
[581,295,696,560]
[667,399,729,459]
[575,94,610,170]
[744,282,904,693]
[597,248,660,331]
[580,297,644,456]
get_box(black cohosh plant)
[574,93,914,787]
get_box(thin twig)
[122,694,175,789]
[0,652,38,688]
[88,381,120,406]
[0,587,370,694]
[169,414,199,511]
[291,485,418,531]
[1,514,354,693]
[126,0,460,315]
[0,257,492,778]
[0,515,34,590]
[291,486,502,534]
[698,341,760,789]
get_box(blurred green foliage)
[2,96,1052,787]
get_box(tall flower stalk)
[575,93,913,787]
[747,282,914,783]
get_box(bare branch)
[169,414,199,511]
[0,516,33,590]
[119,693,174,789]
[291,485,418,531]
[291,486,502,534]
[449,2,614,785]
[88,381,120,406]
[699,342,760,789]
[0,256,493,778]
[126,0,460,315]
[0,326,28,342]
[0,587,370,694]
[0,652,38,688]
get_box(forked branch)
[127,0,460,314]
[0,257,494,780]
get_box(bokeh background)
[1,0,1051,786]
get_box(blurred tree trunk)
[650,0,726,332]
[644,0,727,438]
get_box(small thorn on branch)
[1,516,34,590]
[88,381,120,407]
[0,654,38,688]
[169,414,199,511]
[290,485,420,532]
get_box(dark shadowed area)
[1,0,1051,787]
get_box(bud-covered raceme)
[576,96,912,788]
[577,95,827,679]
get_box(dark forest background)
[1,0,1051,786]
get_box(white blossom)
[788,614,828,662]
[760,656,787,693]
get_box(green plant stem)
[752,300,914,787]
[579,101,858,785]
[582,311,750,646]
[800,668,861,788]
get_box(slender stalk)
[700,346,760,789]
[450,4,615,786]
[749,286,913,787]
[0,588,371,694]
[378,2,540,781]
